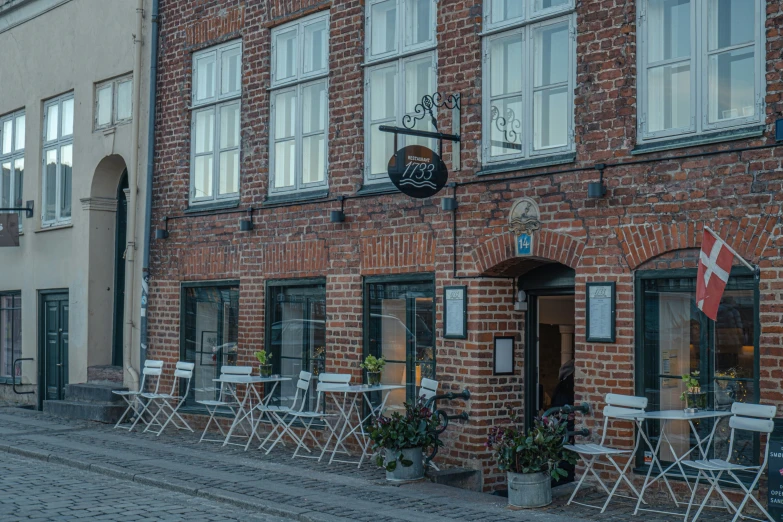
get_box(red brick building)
[148,0,783,490]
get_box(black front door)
[112,171,128,367]
[42,293,69,402]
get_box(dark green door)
[43,293,69,401]
[112,171,128,367]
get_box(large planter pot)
[385,447,424,482]
[507,471,552,508]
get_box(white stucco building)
[0,0,152,408]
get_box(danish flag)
[696,229,736,321]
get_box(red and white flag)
[696,229,735,321]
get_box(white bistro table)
[618,409,733,517]
[213,374,291,449]
[317,383,405,467]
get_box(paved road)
[0,453,292,522]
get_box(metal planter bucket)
[507,471,552,508]
[385,447,424,482]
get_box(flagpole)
[704,226,756,272]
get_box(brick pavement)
[0,405,738,522]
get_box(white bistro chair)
[112,360,164,430]
[139,361,195,436]
[196,365,253,444]
[564,393,648,512]
[316,373,353,461]
[683,402,776,522]
[418,378,441,469]
[260,371,315,455]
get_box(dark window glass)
[182,285,239,408]
[366,279,435,409]
[640,273,758,466]
[0,292,21,379]
[267,283,326,411]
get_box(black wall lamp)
[442,182,457,211]
[155,217,169,239]
[331,196,345,223]
[588,163,607,198]
[240,207,254,231]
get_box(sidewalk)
[0,405,725,522]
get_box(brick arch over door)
[470,229,585,276]
[615,217,778,270]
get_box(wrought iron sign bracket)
[0,201,34,218]
[379,92,461,170]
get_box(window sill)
[632,126,766,155]
[355,182,400,196]
[35,223,73,233]
[476,153,576,176]
[185,200,240,214]
[262,189,330,207]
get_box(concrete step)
[43,399,126,424]
[64,383,127,404]
[87,365,123,383]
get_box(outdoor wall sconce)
[493,336,515,375]
[588,163,607,198]
[441,196,457,211]
[240,207,254,231]
[155,217,169,239]
[330,196,345,223]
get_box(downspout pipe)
[122,0,146,391]
[140,0,160,380]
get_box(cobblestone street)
[0,405,739,522]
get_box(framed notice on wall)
[586,282,616,343]
[444,286,467,339]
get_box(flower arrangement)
[369,399,443,472]
[254,350,273,377]
[485,407,576,479]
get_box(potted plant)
[681,371,706,412]
[360,355,386,386]
[486,409,576,508]
[369,400,443,482]
[254,350,273,377]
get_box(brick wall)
[148,0,783,491]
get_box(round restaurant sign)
[387,145,448,199]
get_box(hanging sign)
[387,145,448,199]
[0,214,19,247]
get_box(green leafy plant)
[485,407,576,480]
[254,350,272,365]
[680,371,706,408]
[360,355,386,373]
[369,400,443,472]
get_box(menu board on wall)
[444,286,467,339]
[586,282,616,343]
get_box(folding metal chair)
[683,402,776,522]
[260,371,313,454]
[141,361,195,436]
[564,393,648,512]
[112,360,164,430]
[316,373,353,462]
[418,378,441,469]
[196,366,253,444]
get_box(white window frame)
[42,93,74,227]
[0,110,25,231]
[363,0,438,183]
[637,0,765,142]
[269,12,330,195]
[94,74,133,130]
[481,14,576,165]
[483,0,574,34]
[189,40,242,205]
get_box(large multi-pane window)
[190,41,241,204]
[365,277,435,409]
[95,75,133,130]
[364,0,437,182]
[0,292,21,380]
[42,94,74,227]
[637,269,759,467]
[266,282,326,410]
[0,110,24,231]
[482,2,575,164]
[181,284,239,409]
[637,0,764,141]
[270,12,329,194]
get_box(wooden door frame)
[37,289,69,410]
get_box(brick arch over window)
[616,217,778,270]
[470,230,584,276]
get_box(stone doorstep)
[87,365,124,383]
[43,399,126,424]
[64,383,127,403]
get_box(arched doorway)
[112,171,128,367]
